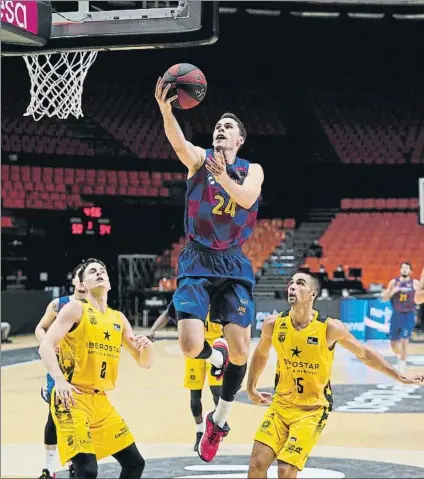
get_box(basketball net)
[23,51,98,121]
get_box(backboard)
[1,1,219,55]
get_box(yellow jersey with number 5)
[205,313,224,343]
[272,310,334,408]
[58,301,124,392]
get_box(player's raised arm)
[121,313,154,369]
[246,315,277,405]
[155,77,205,172]
[327,318,423,384]
[381,278,397,302]
[35,298,59,343]
[147,308,170,341]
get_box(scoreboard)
[69,207,112,236]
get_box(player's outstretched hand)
[398,373,424,385]
[155,77,178,116]
[54,378,81,410]
[248,389,273,406]
[206,149,229,183]
[131,335,153,351]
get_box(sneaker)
[210,338,229,379]
[39,469,55,479]
[198,412,230,462]
[68,463,76,477]
[194,432,203,452]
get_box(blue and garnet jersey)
[391,277,416,313]
[184,148,259,251]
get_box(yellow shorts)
[184,357,223,390]
[254,398,330,471]
[51,388,135,465]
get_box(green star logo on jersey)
[291,346,302,357]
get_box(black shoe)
[39,469,54,479]
[194,432,203,452]
[69,463,76,478]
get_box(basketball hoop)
[23,50,98,121]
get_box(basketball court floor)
[2,332,424,478]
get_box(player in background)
[247,272,424,479]
[35,263,86,479]
[382,262,422,373]
[39,258,152,479]
[148,302,223,451]
[155,77,264,462]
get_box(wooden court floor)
[2,333,424,478]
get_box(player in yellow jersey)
[148,301,224,451]
[247,272,424,478]
[39,258,153,479]
[35,263,86,479]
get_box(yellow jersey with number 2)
[58,301,124,392]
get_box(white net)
[23,51,98,121]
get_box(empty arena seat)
[305,211,424,287]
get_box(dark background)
[2,3,423,308]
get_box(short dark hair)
[72,263,83,279]
[78,258,107,282]
[400,262,412,270]
[220,112,247,141]
[305,272,321,298]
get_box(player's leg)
[276,406,331,476]
[71,454,98,479]
[277,461,299,478]
[184,357,207,450]
[398,312,416,373]
[40,411,57,478]
[40,374,58,479]
[199,280,253,462]
[50,390,97,472]
[90,394,138,475]
[389,313,402,368]
[209,386,221,407]
[248,403,287,477]
[174,277,226,371]
[112,443,145,479]
[248,441,277,478]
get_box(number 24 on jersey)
[212,194,236,217]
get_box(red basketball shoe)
[198,412,230,463]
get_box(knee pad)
[44,412,57,446]
[190,389,202,418]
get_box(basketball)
[163,63,207,110]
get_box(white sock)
[196,421,205,434]
[399,360,406,374]
[208,348,224,369]
[45,449,56,473]
[212,398,232,428]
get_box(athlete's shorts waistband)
[185,241,242,255]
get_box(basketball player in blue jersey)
[382,262,421,374]
[155,78,264,462]
[35,263,86,479]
